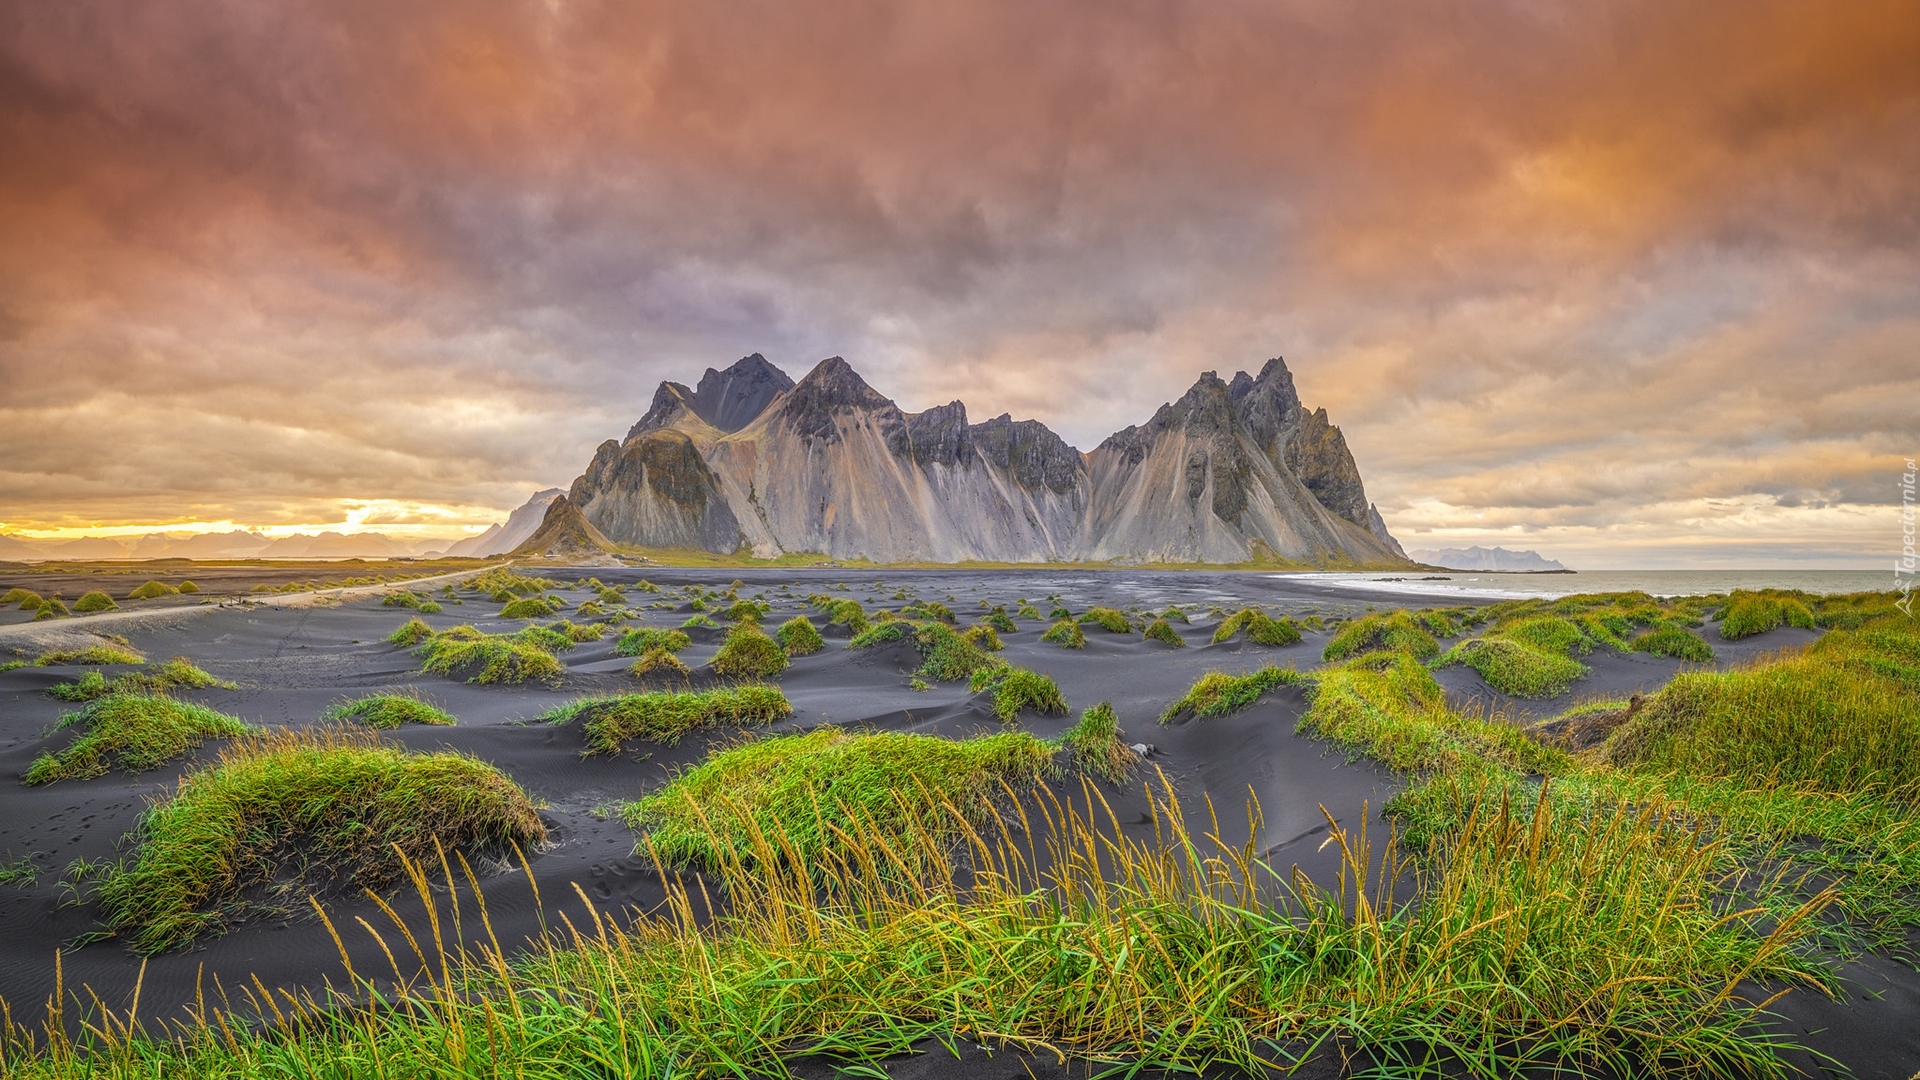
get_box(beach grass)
[92,727,544,954]
[1210,608,1302,646]
[547,684,793,753]
[1142,618,1186,647]
[709,621,789,678]
[1160,665,1306,722]
[624,726,1052,872]
[1040,617,1086,648]
[415,628,564,685]
[967,665,1069,722]
[775,615,825,656]
[25,694,256,784]
[46,657,234,701]
[322,690,457,729]
[1059,702,1136,783]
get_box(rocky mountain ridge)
[561,354,1407,565]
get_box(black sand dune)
[0,568,1912,1077]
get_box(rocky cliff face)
[565,353,1405,564]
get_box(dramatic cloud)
[2,0,1915,564]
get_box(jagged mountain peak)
[690,353,794,432]
[775,356,906,446]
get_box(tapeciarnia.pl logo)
[1899,457,1916,618]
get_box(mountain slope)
[566,354,1407,565]
[444,489,564,557]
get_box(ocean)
[1271,569,1893,601]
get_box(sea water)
[1274,569,1891,601]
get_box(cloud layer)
[2,0,1915,565]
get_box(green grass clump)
[48,657,233,701]
[323,691,456,729]
[1040,618,1085,648]
[982,609,1018,633]
[1077,607,1131,633]
[901,601,956,623]
[1143,618,1186,647]
[464,567,556,599]
[550,685,793,753]
[1301,652,1568,776]
[710,622,789,678]
[25,694,256,784]
[1717,590,1816,640]
[72,591,118,613]
[94,728,545,954]
[500,595,564,619]
[911,623,1001,681]
[616,626,692,656]
[848,620,914,648]
[1060,702,1136,783]
[626,727,1051,871]
[1160,665,1304,722]
[511,625,577,653]
[1016,602,1043,620]
[3,587,42,608]
[547,619,607,643]
[961,624,1003,652]
[1604,622,1920,798]
[968,665,1069,722]
[1321,611,1437,660]
[722,599,771,623]
[127,580,179,600]
[381,591,425,609]
[177,580,199,594]
[36,643,145,666]
[416,630,564,685]
[1632,625,1715,662]
[387,617,435,646]
[630,647,691,679]
[776,616,825,656]
[682,613,719,628]
[34,599,69,620]
[1209,607,1303,646]
[1437,638,1590,699]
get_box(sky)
[1,0,1916,567]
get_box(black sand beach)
[0,567,1912,1077]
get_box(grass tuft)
[36,643,145,666]
[1717,590,1817,640]
[387,617,435,646]
[630,646,691,679]
[25,694,256,784]
[1160,665,1305,722]
[1632,625,1715,662]
[549,685,793,753]
[500,595,564,619]
[710,622,789,678]
[1060,702,1136,783]
[775,615,825,656]
[94,727,544,953]
[416,628,564,685]
[968,665,1069,722]
[1077,607,1132,633]
[72,591,118,613]
[48,656,233,701]
[1437,638,1590,698]
[1040,618,1086,648]
[625,727,1051,871]
[127,580,179,600]
[1143,618,1186,647]
[615,626,692,657]
[322,690,456,729]
[1321,611,1436,660]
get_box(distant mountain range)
[0,529,463,562]
[1410,545,1568,572]
[539,353,1408,565]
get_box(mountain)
[565,353,1407,565]
[443,489,565,557]
[508,495,617,560]
[1410,546,1568,572]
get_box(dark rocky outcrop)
[688,353,794,432]
[906,401,974,469]
[568,429,742,552]
[969,414,1085,494]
